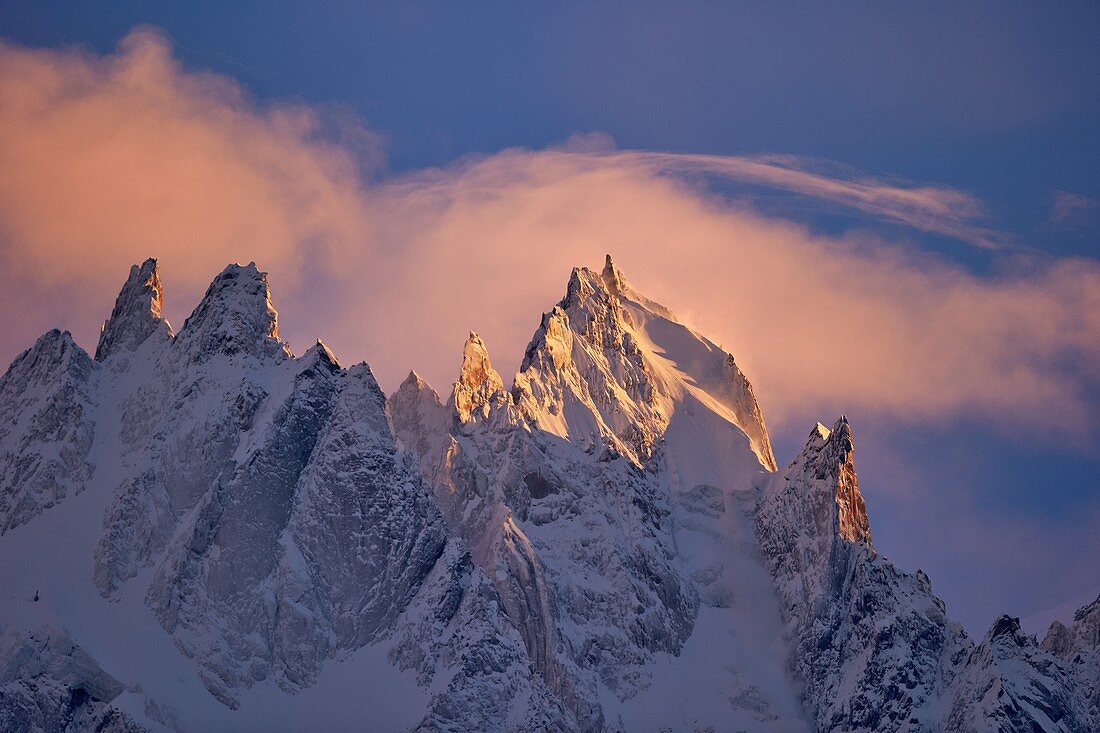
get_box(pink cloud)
[1,28,1098,446]
[0,26,376,312]
[539,147,1008,250]
[1051,190,1099,228]
[354,150,1099,438]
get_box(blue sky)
[1,2,1097,635]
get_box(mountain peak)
[601,253,626,294]
[394,369,444,412]
[794,416,871,546]
[825,416,869,545]
[95,258,170,362]
[176,262,290,361]
[3,329,93,392]
[453,332,508,423]
[562,261,622,317]
[513,257,778,469]
[400,369,431,392]
[390,369,451,479]
[302,340,340,369]
[1,257,1090,732]
[988,615,1025,643]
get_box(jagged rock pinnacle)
[791,416,870,546]
[95,258,170,362]
[1,256,1092,732]
[453,332,506,423]
[601,253,626,294]
[176,263,289,361]
[824,416,868,545]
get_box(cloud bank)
[1,28,1098,444]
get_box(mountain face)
[0,256,1094,732]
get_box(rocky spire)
[175,263,290,361]
[95,258,170,362]
[600,253,626,295]
[452,332,507,423]
[806,416,871,545]
[755,418,972,732]
[755,415,872,583]
[828,417,869,544]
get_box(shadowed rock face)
[95,258,170,363]
[174,262,290,362]
[0,257,1095,732]
[1042,596,1100,731]
[0,330,96,534]
[75,261,569,726]
[0,627,143,733]
[755,418,970,732]
[754,418,1096,733]
[944,615,1085,732]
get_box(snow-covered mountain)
[0,256,1094,732]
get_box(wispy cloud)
[389,139,1010,250]
[0,26,376,294]
[1051,190,1099,228]
[580,148,1008,250]
[0,28,1097,444]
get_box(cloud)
[551,146,1009,250]
[353,148,1100,440]
[0,26,376,308]
[1,28,1098,447]
[1051,190,1099,228]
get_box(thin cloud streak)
[387,143,1009,251]
[579,147,1008,250]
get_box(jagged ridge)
[0,256,1092,732]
